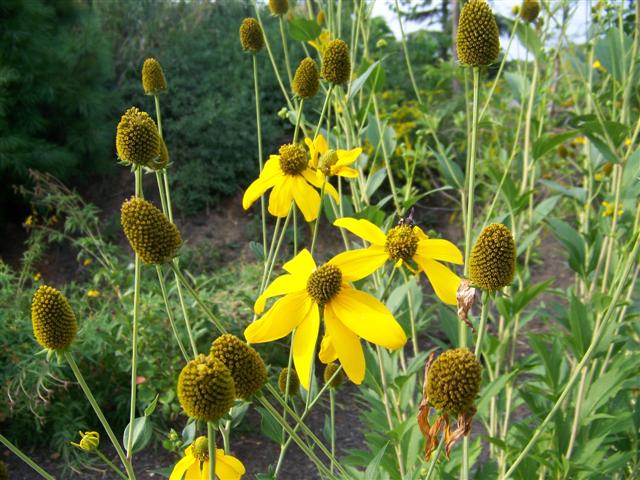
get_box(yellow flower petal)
[319,334,338,363]
[245,291,310,343]
[413,226,429,242]
[416,239,464,265]
[185,460,202,480]
[283,248,316,275]
[336,147,362,166]
[333,217,387,245]
[215,449,246,480]
[291,176,321,221]
[268,176,294,217]
[325,304,365,384]
[170,455,195,480]
[293,304,320,390]
[254,273,306,314]
[413,254,461,305]
[330,287,406,349]
[328,246,388,281]
[242,160,282,210]
[300,169,340,202]
[332,166,359,178]
[324,181,340,202]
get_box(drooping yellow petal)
[318,334,338,363]
[416,239,464,265]
[330,287,406,349]
[184,460,202,480]
[324,181,340,202]
[283,248,316,275]
[333,217,387,245]
[301,169,340,202]
[170,455,195,480]
[215,449,246,480]
[413,225,429,242]
[293,304,320,389]
[336,147,362,166]
[413,253,461,305]
[328,246,388,281]
[324,304,365,384]
[242,159,283,209]
[331,166,359,178]
[268,176,294,218]
[291,176,321,221]
[244,291,310,343]
[254,273,306,314]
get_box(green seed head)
[323,362,344,389]
[321,39,351,85]
[469,223,516,291]
[120,197,182,265]
[31,285,77,351]
[141,58,167,95]
[278,367,300,396]
[318,149,339,176]
[427,348,482,415]
[520,0,541,22]
[210,334,267,399]
[306,263,342,305]
[192,436,210,461]
[116,107,161,167]
[278,143,308,175]
[385,225,419,262]
[239,18,264,53]
[456,0,500,66]
[268,0,288,15]
[293,57,320,98]
[177,354,236,422]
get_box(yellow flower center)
[318,149,339,176]
[306,264,342,305]
[385,225,418,262]
[192,436,210,462]
[279,143,308,175]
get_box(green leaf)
[532,131,577,160]
[567,294,591,357]
[348,61,381,102]
[257,406,282,443]
[287,18,321,42]
[539,180,586,202]
[531,195,560,225]
[364,443,388,480]
[365,168,388,198]
[431,145,463,189]
[546,218,585,275]
[512,279,553,314]
[122,416,153,454]
[515,21,541,57]
[594,27,632,83]
[182,420,196,444]
[143,394,159,416]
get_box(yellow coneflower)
[31,285,77,351]
[239,18,264,53]
[469,223,516,291]
[245,249,406,388]
[86,289,100,298]
[321,39,351,85]
[268,0,288,15]
[115,107,161,167]
[141,58,168,95]
[305,133,361,179]
[210,334,267,399]
[520,0,541,23]
[170,436,245,480]
[456,0,500,66]
[309,31,332,56]
[278,367,300,396]
[293,57,320,98]
[70,431,100,452]
[602,201,623,217]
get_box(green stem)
[64,353,136,480]
[473,293,490,358]
[313,85,334,140]
[170,263,227,335]
[208,423,216,480]
[252,54,268,261]
[95,449,128,480]
[172,263,198,357]
[155,266,189,362]
[293,98,304,144]
[424,435,445,480]
[372,93,401,214]
[126,251,141,460]
[330,389,336,475]
[278,16,294,88]
[394,0,422,104]
[309,181,326,255]
[0,434,56,480]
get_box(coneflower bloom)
[305,134,361,179]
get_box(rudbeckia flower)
[170,436,245,480]
[331,218,463,305]
[305,134,361,179]
[242,143,337,221]
[244,249,406,387]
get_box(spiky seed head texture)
[293,57,320,98]
[520,0,541,22]
[120,197,182,265]
[456,0,500,66]
[469,223,516,291]
[31,285,77,351]
[427,348,482,415]
[239,18,264,53]
[321,39,351,85]
[192,436,210,461]
[278,143,308,175]
[177,354,236,422]
[306,263,342,305]
[323,362,344,389]
[115,107,161,166]
[278,368,300,396]
[268,0,288,15]
[210,334,267,399]
[141,58,168,95]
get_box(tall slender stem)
[95,449,128,480]
[278,16,293,88]
[64,353,136,480]
[0,434,56,480]
[155,265,189,361]
[329,389,336,475]
[208,422,216,480]
[310,181,326,255]
[394,0,422,104]
[314,85,333,140]
[252,54,268,260]
[474,293,490,358]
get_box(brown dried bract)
[456,278,478,333]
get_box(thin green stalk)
[329,389,336,475]
[0,434,56,480]
[293,98,304,144]
[253,54,268,260]
[64,353,136,480]
[95,449,128,480]
[127,241,141,461]
[313,85,334,140]
[565,366,588,460]
[170,263,227,335]
[394,0,422,104]
[220,420,231,453]
[310,181,326,255]
[172,264,198,357]
[473,293,490,358]
[372,93,401,214]
[208,423,216,480]
[278,16,293,88]
[424,435,445,480]
[258,216,284,294]
[261,209,292,294]
[155,266,189,362]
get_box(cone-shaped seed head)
[323,362,344,389]
[427,348,482,415]
[278,367,300,396]
[293,57,320,98]
[142,58,168,95]
[31,285,77,351]
[456,0,500,66]
[116,107,161,166]
[120,197,182,265]
[469,223,516,291]
[520,0,540,22]
[268,0,288,15]
[210,334,267,399]
[239,18,264,53]
[177,354,236,422]
[321,39,351,85]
